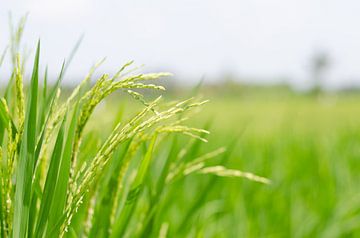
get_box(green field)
[87,93,360,237]
[2,18,360,238]
[188,94,360,237]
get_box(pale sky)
[1,0,360,88]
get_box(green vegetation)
[0,18,269,238]
[191,95,360,237]
[84,90,360,237]
[2,17,360,238]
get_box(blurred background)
[2,0,360,237]
[1,0,360,90]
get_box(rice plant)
[0,17,269,238]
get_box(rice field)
[0,20,269,237]
[82,90,360,237]
[190,95,360,237]
[1,17,360,238]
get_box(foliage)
[0,18,268,238]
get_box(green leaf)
[13,40,40,238]
[0,98,18,142]
[34,61,65,167]
[63,34,84,75]
[0,99,9,143]
[0,168,5,238]
[139,136,179,237]
[111,135,157,238]
[0,46,7,68]
[46,102,80,237]
[34,113,67,237]
[177,137,238,234]
[38,66,48,132]
[88,139,132,238]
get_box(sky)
[1,0,360,89]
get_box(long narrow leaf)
[111,135,157,238]
[88,139,132,238]
[34,113,67,237]
[47,102,80,237]
[13,41,40,238]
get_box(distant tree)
[310,51,330,95]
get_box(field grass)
[188,94,360,237]
[90,93,360,237]
[0,19,270,238]
[2,17,360,238]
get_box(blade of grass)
[34,113,67,237]
[46,102,80,237]
[12,41,40,238]
[111,135,157,238]
[0,99,10,144]
[34,61,65,167]
[38,67,48,132]
[177,137,238,233]
[88,139,132,238]
[0,99,18,139]
[63,34,84,75]
[0,166,5,238]
[139,136,179,237]
[0,46,8,68]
